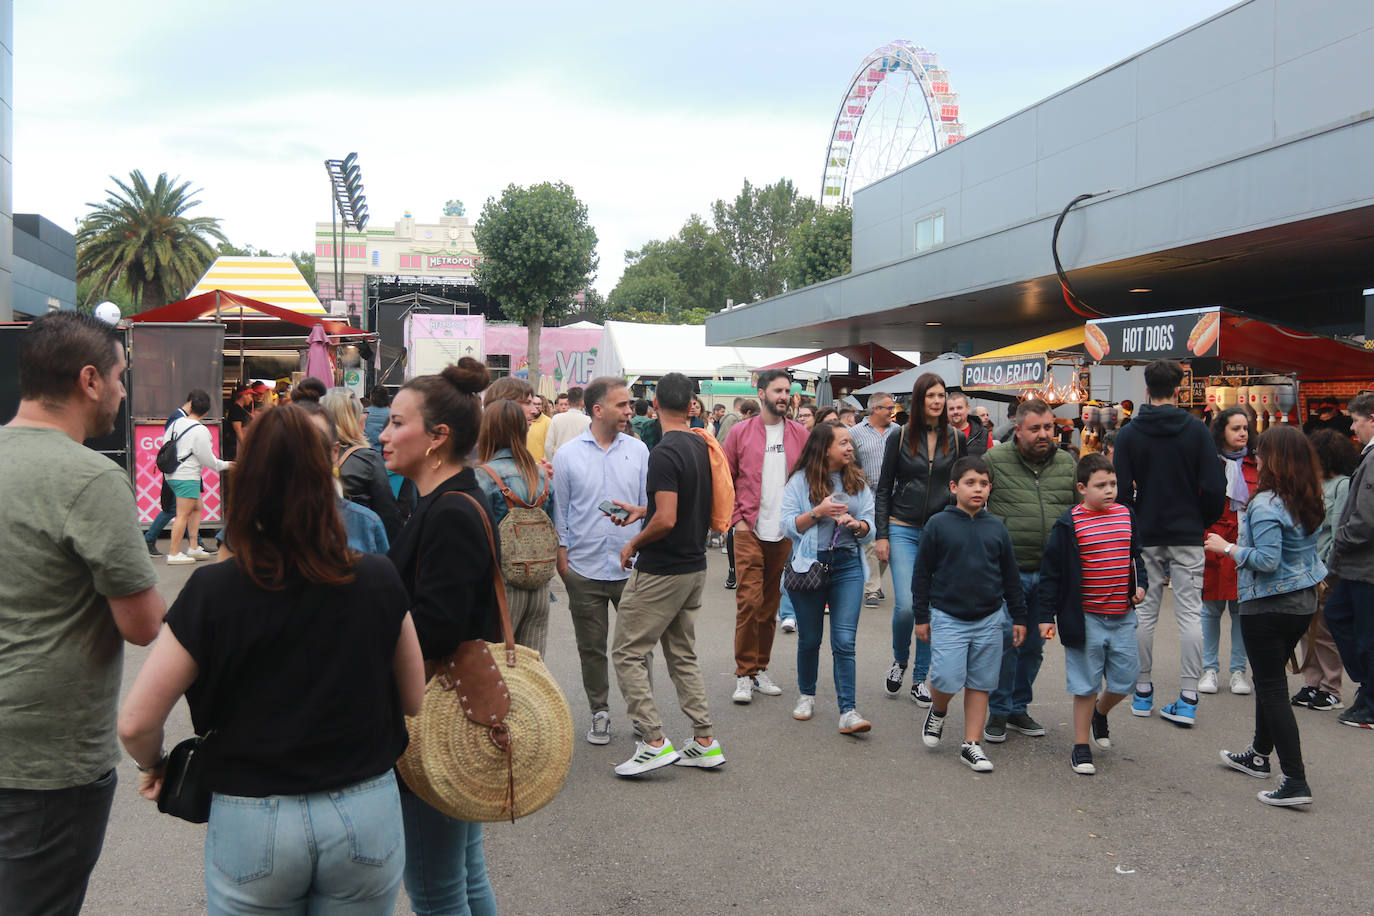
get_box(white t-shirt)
[754,420,787,542]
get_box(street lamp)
[324,152,369,310]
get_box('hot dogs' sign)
[962,356,1046,391]
[1085,308,1222,362]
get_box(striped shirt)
[1072,502,1133,614]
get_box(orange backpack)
[689,428,735,534]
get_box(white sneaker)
[753,671,783,696]
[186,546,212,561]
[672,738,724,768]
[586,711,611,746]
[780,618,797,633]
[613,740,679,776]
[1230,671,1252,695]
[732,676,754,704]
[793,695,815,720]
[839,709,871,735]
[1198,670,1219,694]
[166,552,195,565]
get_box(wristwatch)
[810,506,820,520]
[1224,543,1234,557]
[136,752,167,773]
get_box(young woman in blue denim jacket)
[476,398,555,654]
[781,423,876,735]
[1205,426,1327,807]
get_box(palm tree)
[76,170,228,311]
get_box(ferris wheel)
[821,41,965,207]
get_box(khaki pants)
[563,569,628,714]
[863,540,888,599]
[1300,582,1345,695]
[733,530,792,677]
[506,583,550,657]
[611,569,711,743]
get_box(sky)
[13,0,1238,296]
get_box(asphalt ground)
[86,548,1374,915]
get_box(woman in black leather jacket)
[874,372,966,704]
[323,390,405,541]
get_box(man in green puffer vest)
[983,398,1078,743]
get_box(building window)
[487,354,511,380]
[371,250,380,266]
[915,211,945,253]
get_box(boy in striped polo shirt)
[1036,453,1148,775]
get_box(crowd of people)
[3,310,1373,914]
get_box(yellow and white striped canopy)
[188,257,324,315]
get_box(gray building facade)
[707,0,1374,355]
[1,0,13,321]
[12,214,75,318]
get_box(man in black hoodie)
[1113,360,1226,729]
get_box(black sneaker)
[1308,689,1343,711]
[911,681,932,707]
[1220,747,1271,778]
[1007,712,1046,736]
[982,715,1007,744]
[1258,777,1313,807]
[1290,685,1317,707]
[959,741,994,772]
[1070,743,1096,775]
[725,572,737,590]
[921,708,945,747]
[1337,703,1374,728]
[1091,709,1111,750]
[145,540,162,557]
[884,662,905,695]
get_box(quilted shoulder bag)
[783,524,842,592]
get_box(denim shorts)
[1064,610,1140,696]
[169,478,202,499]
[929,609,1004,693]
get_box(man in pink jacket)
[722,369,810,704]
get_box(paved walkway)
[87,551,1373,914]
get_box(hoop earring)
[425,444,442,471]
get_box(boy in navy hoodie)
[913,456,1026,772]
[1037,453,1148,775]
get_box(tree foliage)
[710,178,816,303]
[76,170,227,311]
[787,204,852,288]
[474,182,598,390]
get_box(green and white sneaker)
[614,740,679,776]
[672,738,725,769]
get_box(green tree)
[474,182,598,391]
[711,178,816,304]
[787,205,852,288]
[76,170,227,311]
[607,266,689,319]
[290,251,317,292]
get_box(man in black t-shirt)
[609,373,723,777]
[223,386,254,460]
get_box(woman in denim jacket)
[781,423,876,735]
[1205,426,1327,808]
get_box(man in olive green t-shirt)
[0,312,165,916]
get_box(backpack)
[688,428,735,534]
[478,465,558,590]
[155,421,194,475]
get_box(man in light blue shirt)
[553,376,649,746]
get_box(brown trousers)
[733,529,792,677]
[1300,585,1344,695]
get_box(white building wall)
[0,0,14,321]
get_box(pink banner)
[484,326,601,388]
[134,423,222,524]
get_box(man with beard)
[982,399,1078,743]
[0,312,164,915]
[722,369,809,704]
[948,391,992,457]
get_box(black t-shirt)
[224,401,251,459]
[636,430,710,575]
[165,553,410,797]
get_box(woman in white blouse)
[164,389,231,565]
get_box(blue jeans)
[790,550,864,712]
[399,791,497,916]
[204,770,404,915]
[778,571,796,623]
[886,524,931,681]
[990,570,1043,717]
[1202,599,1247,673]
[144,509,174,544]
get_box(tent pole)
[239,301,245,387]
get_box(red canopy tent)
[129,290,369,338]
[754,343,914,380]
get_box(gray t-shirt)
[1239,585,1317,617]
[0,426,159,789]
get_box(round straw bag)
[397,491,573,823]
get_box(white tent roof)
[563,320,602,330]
[598,321,829,380]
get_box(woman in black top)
[381,357,501,916]
[874,372,966,705]
[118,405,425,915]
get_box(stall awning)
[972,326,1085,360]
[130,291,369,338]
[754,343,914,374]
[1086,307,1374,380]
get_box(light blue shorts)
[1064,609,1140,696]
[169,478,202,499]
[929,608,1004,693]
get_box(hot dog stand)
[1084,306,1374,429]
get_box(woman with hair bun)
[382,357,501,915]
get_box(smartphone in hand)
[598,499,631,523]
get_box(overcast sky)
[13,0,1235,295]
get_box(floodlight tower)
[324,152,369,307]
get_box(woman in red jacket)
[1201,407,1259,695]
